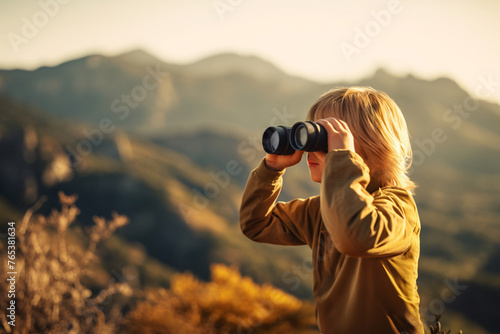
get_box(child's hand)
[315,118,356,153]
[265,150,304,172]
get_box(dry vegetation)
[429,315,463,334]
[0,192,131,333]
[123,264,316,334]
[0,192,317,334]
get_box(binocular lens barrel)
[262,126,295,155]
[262,121,328,155]
[290,121,328,152]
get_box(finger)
[320,117,344,132]
[322,117,339,125]
[292,150,304,159]
[315,119,338,134]
[288,149,304,163]
[329,118,348,133]
[335,119,350,132]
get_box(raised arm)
[320,149,419,258]
[239,159,318,247]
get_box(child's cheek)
[308,163,325,183]
[311,151,326,165]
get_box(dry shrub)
[124,264,313,334]
[0,192,131,334]
[429,314,463,334]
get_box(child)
[240,87,424,333]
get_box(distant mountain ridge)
[2,49,499,137]
[1,49,500,333]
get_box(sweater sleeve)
[239,159,318,247]
[320,149,419,258]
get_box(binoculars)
[262,121,328,155]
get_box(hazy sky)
[1,0,499,103]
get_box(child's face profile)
[305,116,358,183]
[307,151,326,183]
[306,115,327,183]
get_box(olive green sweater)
[239,150,424,334]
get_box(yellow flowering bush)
[124,264,315,334]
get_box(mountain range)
[0,49,499,333]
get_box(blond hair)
[307,86,416,194]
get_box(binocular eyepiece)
[262,121,328,155]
